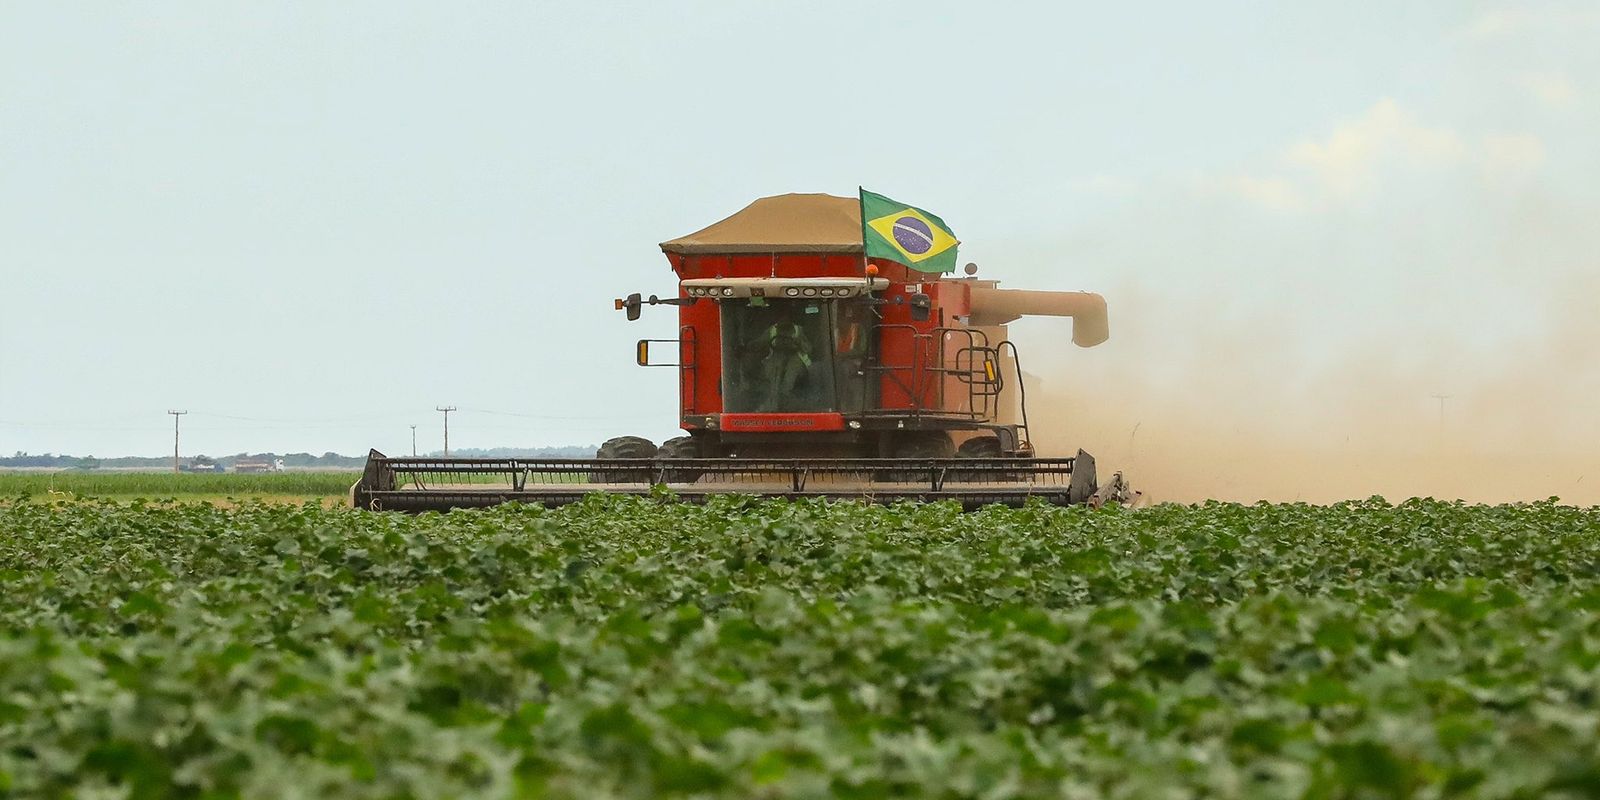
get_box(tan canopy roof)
[660,193,863,254]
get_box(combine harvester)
[353,191,1135,511]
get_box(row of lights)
[684,285,859,299]
[784,286,855,298]
[686,286,737,297]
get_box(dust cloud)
[1029,274,1600,506]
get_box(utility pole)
[167,410,188,473]
[410,425,418,457]
[435,406,456,457]
[1431,394,1451,426]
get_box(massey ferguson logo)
[728,416,816,429]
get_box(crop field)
[2,496,1599,798]
[0,471,358,501]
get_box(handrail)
[866,325,999,422]
[996,340,1031,448]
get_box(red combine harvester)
[353,193,1134,511]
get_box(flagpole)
[858,186,869,277]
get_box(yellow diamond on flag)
[865,207,959,264]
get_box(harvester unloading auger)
[352,193,1137,512]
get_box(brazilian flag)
[860,188,959,273]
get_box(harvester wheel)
[657,436,703,483]
[657,436,697,458]
[956,435,1004,458]
[880,431,954,483]
[954,435,1022,482]
[590,436,658,485]
[596,436,658,459]
[892,431,955,460]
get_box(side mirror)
[614,292,643,321]
[909,292,932,322]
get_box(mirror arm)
[614,292,696,321]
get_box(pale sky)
[3,1,1596,460]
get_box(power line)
[187,410,430,424]
[457,406,661,422]
[0,407,661,429]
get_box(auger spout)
[968,288,1109,347]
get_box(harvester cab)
[351,193,1136,512]
[625,193,1110,462]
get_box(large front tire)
[891,431,955,460]
[956,435,1003,459]
[953,435,1024,482]
[596,436,658,459]
[880,431,955,483]
[656,436,703,483]
[590,436,657,484]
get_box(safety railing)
[866,326,1002,422]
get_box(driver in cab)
[755,304,814,412]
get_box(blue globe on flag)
[891,216,935,255]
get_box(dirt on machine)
[352,192,1137,512]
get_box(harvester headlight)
[802,288,818,297]
[819,287,834,297]
[836,288,852,298]
[721,287,735,296]
[784,287,800,297]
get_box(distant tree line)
[1,445,600,470]
[2,452,363,470]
